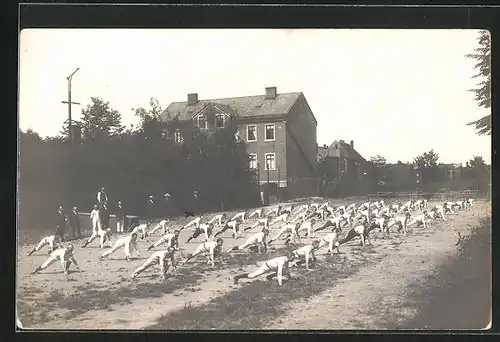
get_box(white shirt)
[245,232,267,245]
[41,235,58,247]
[148,250,175,271]
[50,247,77,266]
[293,244,315,257]
[132,223,148,236]
[260,256,289,286]
[91,209,99,222]
[116,234,138,251]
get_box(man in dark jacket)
[147,195,156,222]
[116,200,126,233]
[97,186,108,206]
[68,206,81,238]
[99,204,110,230]
[55,206,67,242]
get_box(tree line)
[367,150,490,192]
[19,97,260,231]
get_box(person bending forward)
[100,232,141,261]
[131,246,177,281]
[233,252,295,286]
[31,244,80,276]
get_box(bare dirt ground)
[16,199,491,330]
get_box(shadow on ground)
[145,249,375,330]
[383,216,491,330]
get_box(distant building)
[159,86,319,200]
[438,163,462,181]
[317,140,368,196]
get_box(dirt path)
[263,202,490,329]
[17,199,490,330]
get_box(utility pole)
[61,67,80,144]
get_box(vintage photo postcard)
[17,28,491,330]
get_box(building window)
[265,153,276,170]
[265,124,275,141]
[197,114,208,129]
[215,114,225,128]
[247,125,257,142]
[249,153,258,169]
[161,129,168,140]
[344,159,348,173]
[174,130,184,144]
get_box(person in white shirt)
[290,209,309,224]
[186,223,214,243]
[182,238,224,267]
[339,221,377,247]
[247,208,264,220]
[268,222,301,245]
[317,229,342,255]
[280,204,295,215]
[131,246,177,281]
[265,206,282,217]
[213,220,241,239]
[146,219,171,237]
[386,212,411,235]
[406,211,430,229]
[182,216,203,231]
[130,222,149,240]
[243,216,271,232]
[31,244,80,276]
[230,211,247,223]
[82,228,112,249]
[27,235,62,256]
[208,213,227,226]
[269,212,290,227]
[226,229,269,254]
[289,240,319,270]
[100,232,141,261]
[296,219,317,238]
[233,252,295,286]
[90,205,100,234]
[146,230,180,251]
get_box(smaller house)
[317,140,368,197]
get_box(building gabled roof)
[330,140,365,161]
[159,92,303,122]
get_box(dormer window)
[197,114,208,129]
[215,114,225,128]
[174,129,184,144]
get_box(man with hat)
[68,206,81,239]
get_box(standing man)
[97,186,108,206]
[99,203,111,231]
[116,200,126,234]
[55,206,67,242]
[192,190,200,215]
[90,204,100,234]
[147,195,156,222]
[68,206,81,239]
[163,193,174,218]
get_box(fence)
[367,190,481,202]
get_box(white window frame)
[249,153,258,170]
[215,114,225,128]
[265,153,276,170]
[174,130,184,144]
[264,124,276,141]
[197,114,208,129]
[246,125,257,142]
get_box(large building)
[159,87,319,200]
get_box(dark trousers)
[71,221,81,237]
[56,225,65,242]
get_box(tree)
[413,150,439,169]
[469,155,486,169]
[466,30,491,135]
[59,118,83,141]
[80,97,124,140]
[132,97,164,139]
[369,154,389,187]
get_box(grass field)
[16,198,491,330]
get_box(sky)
[19,29,491,165]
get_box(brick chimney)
[323,144,327,148]
[340,139,345,144]
[265,86,277,100]
[187,93,198,106]
[350,140,354,148]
